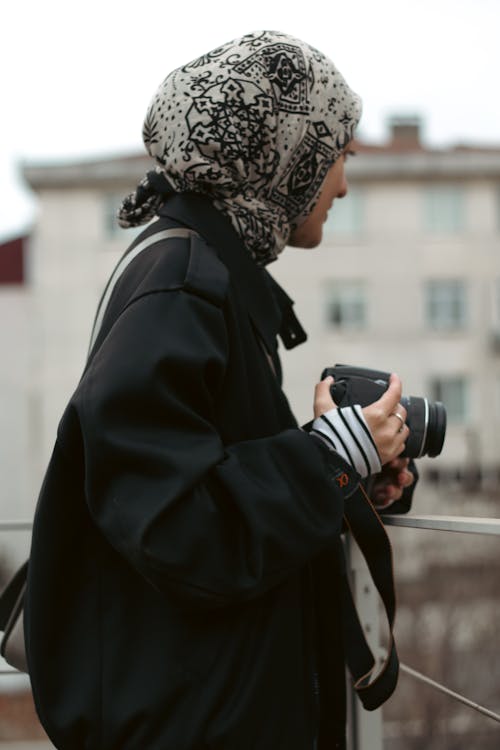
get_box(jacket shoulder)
[88,228,230,360]
[118,227,230,309]
[183,233,229,307]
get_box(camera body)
[321,364,446,459]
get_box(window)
[430,376,468,424]
[323,187,363,236]
[325,280,366,329]
[423,185,464,233]
[425,279,467,330]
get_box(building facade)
[1,119,500,528]
[272,122,500,488]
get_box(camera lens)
[402,396,447,458]
[425,400,447,457]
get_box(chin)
[303,232,323,249]
[289,232,323,249]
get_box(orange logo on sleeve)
[336,473,349,488]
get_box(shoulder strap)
[0,228,199,673]
[88,227,197,356]
[342,484,399,710]
[264,273,307,350]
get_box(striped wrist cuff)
[311,405,381,478]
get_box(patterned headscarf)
[118,30,362,265]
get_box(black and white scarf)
[118,30,362,265]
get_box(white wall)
[2,162,498,532]
[273,179,500,469]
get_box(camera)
[321,364,447,459]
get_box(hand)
[361,373,409,465]
[371,457,415,509]
[314,373,410,466]
[313,375,337,418]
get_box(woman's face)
[288,146,351,249]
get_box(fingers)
[377,373,403,417]
[313,376,337,419]
[372,462,415,508]
[313,372,411,466]
[362,406,408,465]
[393,466,414,491]
[362,374,410,464]
[386,457,409,473]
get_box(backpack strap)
[1,226,201,673]
[88,227,197,355]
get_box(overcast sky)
[2,0,499,239]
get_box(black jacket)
[25,194,363,750]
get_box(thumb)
[313,376,337,418]
[377,373,402,415]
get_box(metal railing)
[347,513,500,750]
[0,521,33,532]
[0,521,32,676]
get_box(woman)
[25,31,414,750]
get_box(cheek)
[288,182,333,248]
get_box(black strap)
[342,484,399,710]
[265,274,308,350]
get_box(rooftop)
[21,117,500,190]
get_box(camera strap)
[341,483,399,710]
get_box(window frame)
[324,278,367,330]
[424,278,467,331]
[423,184,465,235]
[429,374,469,424]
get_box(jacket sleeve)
[76,289,359,607]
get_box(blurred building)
[0,234,34,525]
[1,116,500,749]
[272,117,500,489]
[1,117,500,525]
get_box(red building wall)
[0,236,26,284]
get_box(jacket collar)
[158,193,307,352]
